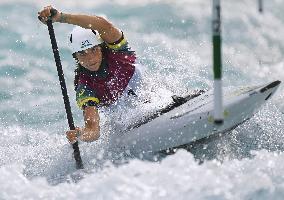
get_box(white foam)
[0,0,284,199]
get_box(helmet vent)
[70,34,73,43]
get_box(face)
[76,46,102,71]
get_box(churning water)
[0,0,284,199]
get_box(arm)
[61,14,122,44]
[80,106,100,142]
[66,106,100,143]
[38,6,122,44]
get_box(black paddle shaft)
[45,18,84,169]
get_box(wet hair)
[73,53,81,91]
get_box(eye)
[77,51,87,57]
[92,46,100,52]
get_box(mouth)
[89,63,98,67]
[86,62,101,71]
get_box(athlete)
[38,6,142,144]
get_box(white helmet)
[69,26,102,53]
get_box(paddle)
[38,9,84,169]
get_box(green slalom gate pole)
[212,0,223,124]
[258,0,263,13]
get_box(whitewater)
[0,0,284,199]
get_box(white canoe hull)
[110,81,281,153]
